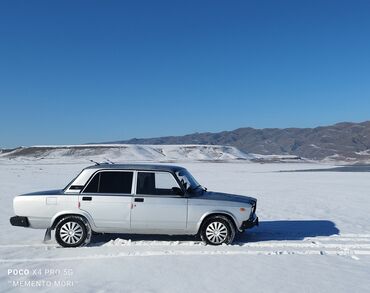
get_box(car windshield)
[176,169,201,191]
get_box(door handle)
[134,198,144,202]
[82,196,92,201]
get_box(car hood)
[195,191,256,204]
[20,189,64,196]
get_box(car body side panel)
[130,196,188,234]
[50,209,96,229]
[14,195,79,229]
[78,194,132,231]
[187,198,253,233]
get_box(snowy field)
[1,160,370,292]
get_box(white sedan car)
[10,164,258,247]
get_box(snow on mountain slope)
[0,144,255,163]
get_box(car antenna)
[104,158,115,164]
[89,159,100,165]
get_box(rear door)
[130,171,188,233]
[79,170,133,231]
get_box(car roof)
[84,163,185,173]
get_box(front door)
[130,171,188,233]
[79,170,133,231]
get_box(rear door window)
[83,171,133,194]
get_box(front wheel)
[200,215,235,245]
[55,216,91,247]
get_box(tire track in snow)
[0,244,57,248]
[1,249,370,263]
[1,239,370,249]
[1,234,370,262]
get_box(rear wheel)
[55,216,91,247]
[200,215,235,245]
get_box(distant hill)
[2,121,370,163]
[0,145,258,163]
[105,121,370,162]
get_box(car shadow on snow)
[237,220,340,243]
[88,220,339,246]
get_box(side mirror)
[172,187,184,196]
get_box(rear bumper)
[10,216,29,227]
[240,215,259,230]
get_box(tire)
[200,215,236,245]
[55,216,91,248]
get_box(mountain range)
[106,121,370,162]
[2,121,370,163]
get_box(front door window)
[137,172,180,196]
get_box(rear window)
[83,171,133,194]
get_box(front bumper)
[10,216,29,227]
[240,215,259,230]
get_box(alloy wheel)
[59,221,84,245]
[205,221,228,244]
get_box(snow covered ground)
[1,159,370,292]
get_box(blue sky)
[1,0,370,148]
